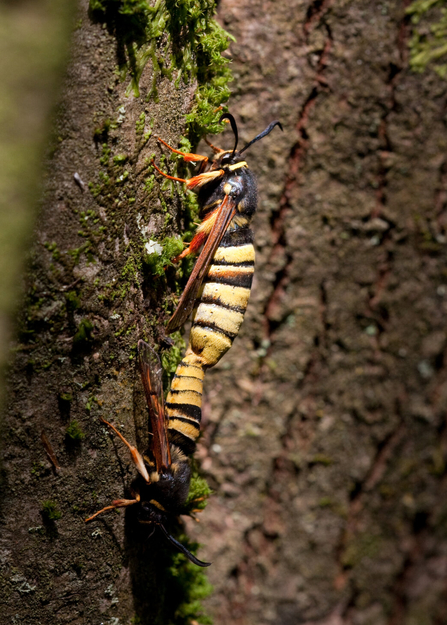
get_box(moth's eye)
[220,154,233,165]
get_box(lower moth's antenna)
[159,524,211,567]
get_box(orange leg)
[173,230,207,262]
[85,494,140,523]
[156,137,208,164]
[152,160,224,191]
[100,418,150,484]
[152,160,188,184]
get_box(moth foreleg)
[85,495,140,523]
[156,137,208,163]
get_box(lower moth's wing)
[166,194,237,334]
[137,340,171,472]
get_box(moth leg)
[156,137,208,163]
[85,494,140,523]
[173,231,207,262]
[100,418,150,483]
[173,206,219,261]
[152,160,225,192]
[173,202,221,262]
[191,496,207,504]
[151,160,188,184]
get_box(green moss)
[58,392,73,416]
[99,170,110,184]
[144,236,184,276]
[310,454,333,466]
[116,170,129,183]
[31,462,47,478]
[184,469,212,514]
[41,500,62,521]
[407,0,447,78]
[44,241,60,261]
[135,111,146,134]
[65,290,81,311]
[93,117,111,143]
[88,0,233,142]
[65,420,85,442]
[161,331,186,377]
[166,548,213,624]
[113,153,128,165]
[86,395,99,412]
[100,143,111,165]
[68,242,91,264]
[73,319,94,346]
[177,176,200,241]
[318,497,333,508]
[120,253,142,293]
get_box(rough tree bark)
[0,1,226,623]
[187,1,447,624]
[1,1,447,625]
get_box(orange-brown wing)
[166,194,237,334]
[137,340,171,472]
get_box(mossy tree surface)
[0,0,231,623]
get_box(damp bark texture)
[1,1,447,625]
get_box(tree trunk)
[2,0,447,624]
[187,1,447,624]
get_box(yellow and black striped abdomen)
[166,228,255,454]
[166,352,205,454]
[189,228,255,368]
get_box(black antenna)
[219,113,238,156]
[240,120,283,154]
[160,524,211,567]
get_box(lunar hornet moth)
[153,113,283,339]
[152,114,283,455]
[85,340,210,567]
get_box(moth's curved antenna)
[219,113,239,156]
[240,120,283,154]
[159,524,211,567]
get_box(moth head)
[212,150,245,169]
